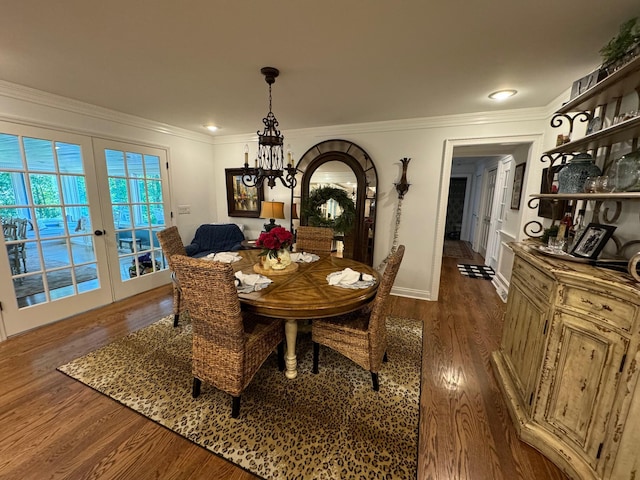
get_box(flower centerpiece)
[256,226,293,270]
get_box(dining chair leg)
[192,377,201,397]
[312,342,319,374]
[231,396,241,418]
[371,372,380,391]
[383,352,388,362]
[277,341,285,371]
[173,313,180,328]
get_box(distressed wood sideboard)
[491,242,640,480]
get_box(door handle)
[94,229,106,236]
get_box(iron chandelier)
[242,67,297,189]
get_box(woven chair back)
[157,226,187,269]
[368,245,405,352]
[295,226,333,256]
[172,255,244,337]
[171,255,247,377]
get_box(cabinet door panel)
[501,280,548,413]
[540,311,628,468]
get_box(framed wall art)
[225,168,264,218]
[510,163,526,210]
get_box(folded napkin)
[235,271,272,293]
[207,251,242,263]
[290,252,320,263]
[327,268,375,289]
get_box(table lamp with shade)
[260,201,285,232]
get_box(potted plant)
[600,17,640,74]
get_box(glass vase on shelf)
[557,153,602,194]
[615,150,640,192]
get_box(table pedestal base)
[284,319,298,379]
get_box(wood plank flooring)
[0,252,568,480]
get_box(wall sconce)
[395,158,411,199]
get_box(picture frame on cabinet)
[225,168,264,218]
[510,163,526,210]
[570,223,616,259]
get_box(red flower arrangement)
[256,227,293,258]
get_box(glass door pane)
[0,123,112,336]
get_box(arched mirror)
[292,140,377,265]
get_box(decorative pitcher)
[266,248,292,270]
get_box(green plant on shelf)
[600,17,640,68]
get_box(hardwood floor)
[0,253,568,480]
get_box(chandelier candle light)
[242,67,297,190]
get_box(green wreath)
[302,186,356,234]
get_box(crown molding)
[0,79,216,144]
[0,78,560,146]
[212,106,551,144]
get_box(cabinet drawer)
[559,285,637,332]
[512,257,554,301]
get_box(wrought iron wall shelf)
[529,193,640,223]
[531,192,640,200]
[546,116,640,155]
[557,55,640,114]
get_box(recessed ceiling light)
[489,89,517,100]
[204,125,218,132]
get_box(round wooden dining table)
[231,249,379,379]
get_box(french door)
[0,125,171,338]
[92,138,171,300]
[0,123,112,336]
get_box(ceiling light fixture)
[241,67,297,189]
[204,125,218,132]
[489,89,517,100]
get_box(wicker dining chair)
[312,245,405,391]
[157,226,188,327]
[171,255,285,418]
[295,226,334,256]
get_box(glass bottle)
[570,208,586,250]
[557,208,573,250]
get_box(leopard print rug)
[58,315,423,479]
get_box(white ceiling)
[1,1,638,136]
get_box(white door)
[478,167,497,258]
[485,158,511,270]
[0,123,112,336]
[92,139,171,300]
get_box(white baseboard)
[391,286,432,301]
[492,273,510,303]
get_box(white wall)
[211,112,549,301]
[0,81,556,302]
[0,82,218,244]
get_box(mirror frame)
[292,140,378,265]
